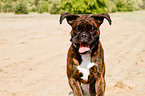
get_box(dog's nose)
[81,33,88,38]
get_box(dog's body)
[60,13,111,96]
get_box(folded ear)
[91,13,112,26]
[59,13,80,25]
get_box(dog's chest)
[77,54,95,81]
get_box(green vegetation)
[59,0,108,14]
[14,0,28,14]
[0,0,144,14]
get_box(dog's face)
[60,13,111,54]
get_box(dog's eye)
[91,28,96,34]
[74,28,79,33]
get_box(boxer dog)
[60,13,111,96]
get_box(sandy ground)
[0,11,145,96]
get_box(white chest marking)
[77,54,95,80]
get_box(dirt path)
[0,11,144,96]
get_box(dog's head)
[60,13,111,54]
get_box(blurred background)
[0,0,145,96]
[0,0,145,14]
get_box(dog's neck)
[80,54,91,68]
[80,53,95,68]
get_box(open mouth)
[79,43,90,54]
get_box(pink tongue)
[79,44,90,53]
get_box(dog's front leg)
[89,65,105,96]
[94,75,105,96]
[68,77,83,96]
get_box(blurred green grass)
[0,0,144,14]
